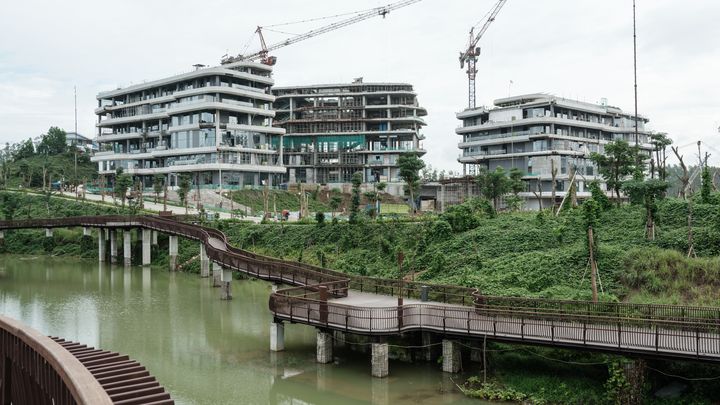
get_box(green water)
[0,255,484,405]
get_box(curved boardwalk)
[2,215,720,363]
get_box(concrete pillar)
[270,322,285,352]
[142,229,151,266]
[168,235,178,271]
[622,359,646,404]
[152,230,158,245]
[83,227,91,237]
[220,268,232,300]
[422,332,434,361]
[109,229,117,264]
[200,243,210,278]
[0,230,4,239]
[212,262,222,288]
[123,230,132,267]
[442,339,461,373]
[98,228,106,263]
[371,342,389,378]
[316,330,333,364]
[45,228,53,237]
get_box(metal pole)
[632,0,639,147]
[74,85,78,188]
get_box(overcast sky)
[1,0,718,170]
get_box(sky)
[1,0,718,171]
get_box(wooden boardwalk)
[2,215,720,363]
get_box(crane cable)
[263,6,380,28]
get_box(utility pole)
[74,86,78,191]
[632,0,639,147]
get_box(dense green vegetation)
[221,197,720,305]
[0,127,97,189]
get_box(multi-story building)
[272,81,427,193]
[91,61,286,188]
[456,93,653,209]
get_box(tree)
[476,167,511,212]
[11,138,35,160]
[590,140,640,204]
[349,172,362,224]
[622,179,669,240]
[329,195,342,218]
[671,146,690,199]
[178,174,192,214]
[36,127,68,156]
[398,153,425,214]
[152,174,165,204]
[113,168,133,208]
[583,198,602,302]
[650,132,672,180]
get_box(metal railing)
[0,315,113,405]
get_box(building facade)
[91,61,285,188]
[272,81,427,192]
[456,94,653,209]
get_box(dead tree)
[671,146,690,199]
[531,177,543,210]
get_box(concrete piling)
[371,342,389,378]
[123,230,132,267]
[168,235,178,271]
[316,330,333,364]
[270,322,285,352]
[142,229,151,266]
[442,339,461,373]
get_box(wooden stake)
[588,226,598,303]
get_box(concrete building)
[456,93,653,209]
[66,132,95,151]
[91,61,285,188]
[272,80,427,194]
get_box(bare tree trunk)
[672,146,690,199]
[588,226,598,303]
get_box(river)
[0,255,484,404]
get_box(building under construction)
[272,80,427,195]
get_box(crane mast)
[459,0,507,109]
[223,0,422,65]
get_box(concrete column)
[45,228,53,237]
[422,332,434,361]
[152,230,158,245]
[109,229,117,264]
[0,230,4,240]
[82,227,91,237]
[316,330,333,364]
[442,339,461,373]
[270,322,285,352]
[220,268,232,300]
[123,230,132,267]
[168,235,178,271]
[98,228,106,263]
[212,262,222,288]
[371,342,389,378]
[199,244,209,278]
[142,229,151,266]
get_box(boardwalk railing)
[0,315,113,405]
[3,215,720,361]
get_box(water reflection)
[0,255,484,405]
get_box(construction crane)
[459,0,507,109]
[222,0,422,66]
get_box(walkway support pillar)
[212,262,222,287]
[45,228,53,238]
[270,321,285,352]
[442,339,461,373]
[0,230,4,240]
[83,227,91,237]
[371,342,389,378]
[98,228,106,263]
[168,235,178,271]
[220,268,232,300]
[200,244,209,278]
[123,229,132,267]
[152,230,158,245]
[316,330,333,364]
[109,229,117,264]
[142,229,151,266]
